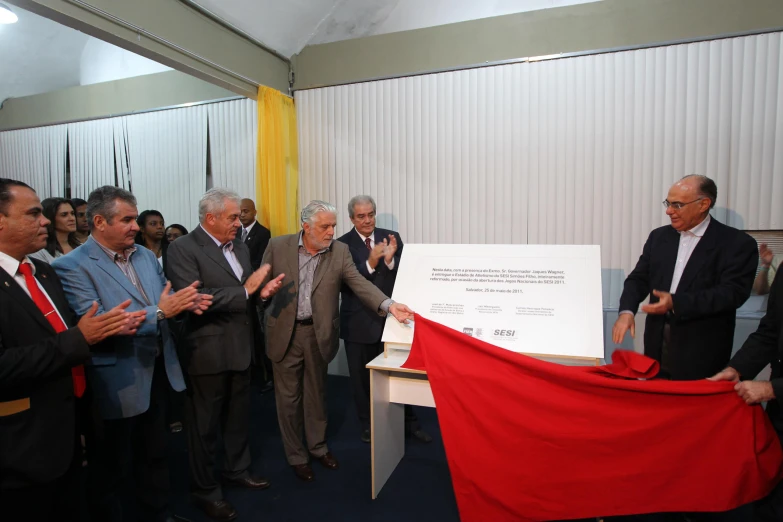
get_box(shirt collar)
[244,221,256,234]
[200,225,233,249]
[298,231,331,255]
[354,228,375,243]
[0,250,34,278]
[683,214,711,237]
[92,236,136,261]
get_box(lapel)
[351,228,371,262]
[676,217,719,293]
[311,244,332,293]
[286,233,301,290]
[234,238,251,283]
[245,221,261,245]
[87,239,148,305]
[659,226,680,292]
[194,226,241,282]
[0,265,56,334]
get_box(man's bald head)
[239,198,257,227]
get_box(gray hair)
[681,174,717,209]
[347,195,376,219]
[199,188,241,223]
[301,200,337,226]
[86,185,137,230]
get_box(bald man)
[239,199,271,271]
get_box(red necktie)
[18,263,86,398]
[365,238,372,250]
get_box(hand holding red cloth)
[402,314,783,521]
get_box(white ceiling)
[0,5,171,105]
[0,7,88,104]
[193,0,604,59]
[0,0,602,104]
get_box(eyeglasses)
[662,197,703,210]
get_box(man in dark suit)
[0,178,131,521]
[239,198,271,271]
[167,188,284,522]
[53,186,210,522]
[710,271,783,520]
[338,195,431,444]
[260,200,414,482]
[613,175,758,381]
[239,198,274,391]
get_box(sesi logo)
[493,329,516,336]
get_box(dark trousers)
[273,323,329,465]
[344,340,420,433]
[89,356,171,522]
[754,411,783,521]
[1,463,82,522]
[186,368,252,502]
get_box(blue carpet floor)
[167,374,460,522]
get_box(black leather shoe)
[224,475,271,490]
[313,451,340,470]
[361,429,371,443]
[411,429,433,443]
[292,463,314,482]
[192,498,238,521]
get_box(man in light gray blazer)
[260,200,414,482]
[166,188,284,522]
[53,186,210,522]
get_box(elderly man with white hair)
[167,188,284,522]
[259,200,414,482]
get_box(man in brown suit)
[260,200,414,481]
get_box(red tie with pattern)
[18,263,86,398]
[365,238,372,250]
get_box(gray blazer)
[166,226,255,376]
[52,237,185,420]
[261,233,389,363]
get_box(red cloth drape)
[402,314,783,521]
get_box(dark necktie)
[365,238,372,251]
[241,228,248,242]
[18,263,86,398]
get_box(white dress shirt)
[0,250,67,324]
[669,214,711,294]
[619,214,711,317]
[355,229,396,274]
[200,226,248,300]
[243,220,256,239]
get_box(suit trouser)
[754,412,783,521]
[1,463,82,522]
[89,356,171,522]
[186,367,252,502]
[344,340,421,433]
[273,323,329,465]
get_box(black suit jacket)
[166,226,256,376]
[0,259,89,489]
[730,263,783,431]
[244,221,271,271]
[619,217,758,380]
[338,227,402,344]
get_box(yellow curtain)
[256,85,299,236]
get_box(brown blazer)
[261,233,388,363]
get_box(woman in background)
[165,224,188,243]
[135,210,168,270]
[30,198,80,264]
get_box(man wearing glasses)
[612,174,758,381]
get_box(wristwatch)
[156,308,166,321]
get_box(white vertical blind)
[206,99,258,200]
[296,32,783,309]
[0,125,68,198]
[124,106,208,232]
[67,119,117,199]
[113,117,131,191]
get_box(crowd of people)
[0,180,419,522]
[1,173,783,522]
